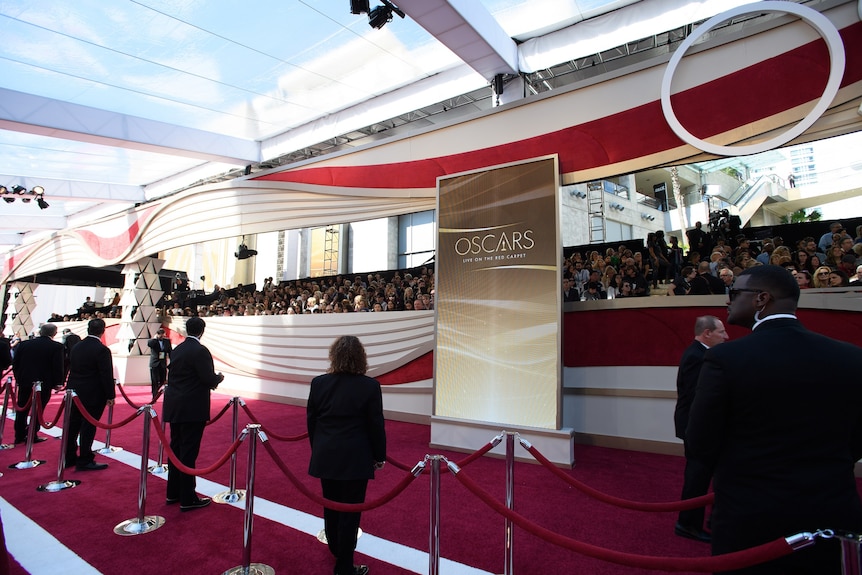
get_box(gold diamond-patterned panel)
[11,282,38,338]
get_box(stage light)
[235,243,258,260]
[11,185,26,195]
[37,196,49,210]
[368,0,404,29]
[350,0,370,14]
[31,186,44,195]
[0,186,6,194]
[2,197,14,204]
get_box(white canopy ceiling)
[0,0,771,249]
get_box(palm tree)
[780,208,822,224]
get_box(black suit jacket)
[67,336,115,403]
[687,319,862,554]
[163,337,221,423]
[147,337,172,368]
[0,336,12,373]
[12,336,65,391]
[307,372,386,481]
[673,340,707,440]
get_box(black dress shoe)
[165,497,179,505]
[76,461,108,471]
[180,497,211,512]
[33,437,48,443]
[337,566,369,575]
[674,522,711,543]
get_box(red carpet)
[0,387,842,575]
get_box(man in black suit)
[61,328,81,381]
[11,323,64,444]
[147,328,172,398]
[163,317,223,512]
[65,318,115,470]
[673,315,727,543]
[308,335,386,575]
[687,266,862,574]
[0,332,11,375]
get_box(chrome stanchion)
[223,424,274,575]
[428,455,442,575]
[504,432,515,575]
[114,406,165,536]
[0,376,15,450]
[148,418,168,475]
[839,531,862,575]
[38,390,81,492]
[214,397,247,504]
[9,382,46,470]
[97,383,122,454]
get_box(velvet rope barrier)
[71,395,140,430]
[240,403,308,441]
[150,414,244,477]
[206,399,234,426]
[524,442,714,512]
[448,463,794,572]
[34,393,65,429]
[9,387,31,413]
[116,384,162,410]
[386,435,501,473]
[261,439,421,513]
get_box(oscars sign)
[435,156,561,430]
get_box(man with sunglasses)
[687,266,862,574]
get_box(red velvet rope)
[116,384,162,410]
[526,444,715,512]
[150,414,244,476]
[241,403,308,441]
[262,439,419,513]
[9,384,31,413]
[71,395,140,430]
[387,440,496,473]
[206,399,234,426]
[35,393,65,429]
[451,468,792,572]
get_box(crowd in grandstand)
[563,221,862,301]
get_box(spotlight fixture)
[31,186,44,195]
[368,0,404,29]
[11,185,26,195]
[235,243,258,260]
[350,0,370,14]
[37,196,49,210]
[2,197,13,204]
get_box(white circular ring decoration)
[660,1,846,157]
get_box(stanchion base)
[113,515,166,536]
[316,528,361,544]
[97,446,123,455]
[9,460,45,470]
[213,489,246,504]
[148,464,168,475]
[37,479,82,492]
[0,443,15,450]
[222,563,275,575]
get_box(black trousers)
[64,397,106,466]
[149,364,167,398]
[14,383,52,443]
[678,439,712,529]
[166,421,206,505]
[321,478,368,575]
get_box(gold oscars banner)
[435,156,561,429]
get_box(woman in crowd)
[825,245,845,270]
[667,266,695,296]
[812,266,833,288]
[794,250,814,274]
[828,269,850,287]
[601,267,617,292]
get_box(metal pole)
[504,432,515,575]
[0,376,14,449]
[148,419,168,474]
[840,532,862,575]
[98,382,122,454]
[222,424,274,575]
[37,390,80,492]
[9,382,46,470]
[214,397,247,504]
[114,406,165,536]
[429,455,441,575]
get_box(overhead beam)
[397,0,518,80]
[0,88,261,165]
[0,175,144,203]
